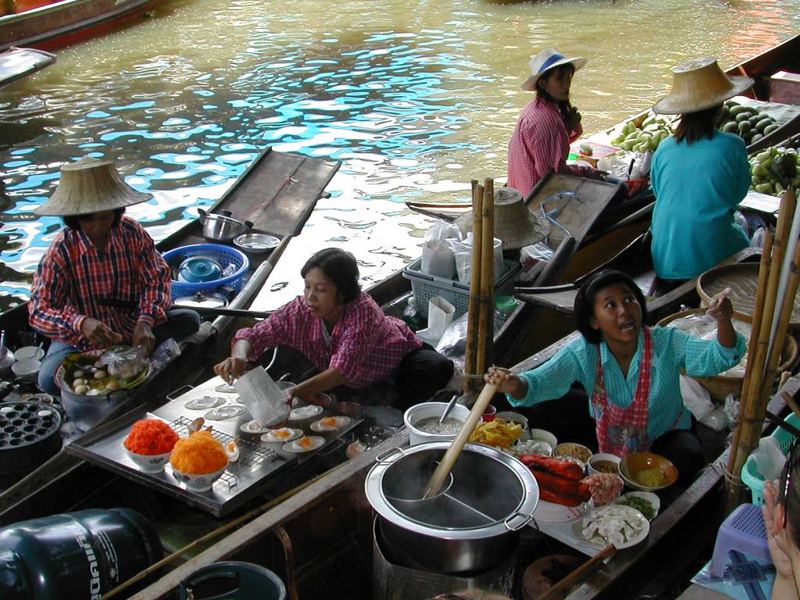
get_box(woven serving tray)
[697,262,800,325]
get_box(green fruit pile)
[749,146,799,196]
[611,114,673,153]
[721,101,780,146]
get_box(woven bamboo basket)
[696,262,800,325]
[656,308,798,401]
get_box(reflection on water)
[0,0,798,312]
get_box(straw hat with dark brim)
[652,57,754,115]
[34,158,153,216]
[521,48,587,92]
[455,187,551,250]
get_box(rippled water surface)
[0,0,798,311]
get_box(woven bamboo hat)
[34,158,152,216]
[455,187,550,250]
[652,57,753,115]
[521,48,587,92]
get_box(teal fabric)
[650,131,751,280]
[509,326,745,442]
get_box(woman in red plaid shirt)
[215,248,454,408]
[508,48,600,196]
[29,159,200,395]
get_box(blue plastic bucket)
[162,244,249,298]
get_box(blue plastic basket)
[742,412,799,505]
[162,243,250,298]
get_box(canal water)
[0,0,798,312]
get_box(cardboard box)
[770,71,800,105]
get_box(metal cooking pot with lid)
[365,441,539,574]
[198,209,253,242]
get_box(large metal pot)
[198,209,253,242]
[364,441,539,574]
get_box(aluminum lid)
[173,291,228,309]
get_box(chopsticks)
[536,544,617,600]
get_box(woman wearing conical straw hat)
[29,158,200,395]
[650,58,754,283]
[508,48,603,196]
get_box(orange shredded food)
[124,419,179,455]
[170,431,228,474]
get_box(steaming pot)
[364,441,539,574]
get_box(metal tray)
[68,374,361,517]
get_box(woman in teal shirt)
[649,58,754,281]
[486,269,744,486]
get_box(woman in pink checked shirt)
[508,48,601,197]
[214,248,454,408]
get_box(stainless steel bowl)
[198,209,253,242]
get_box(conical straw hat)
[34,157,152,216]
[652,57,753,115]
[456,187,550,250]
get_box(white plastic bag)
[421,241,455,279]
[679,374,714,421]
[416,296,456,346]
[452,233,502,284]
[518,241,554,283]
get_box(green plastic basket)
[742,412,799,505]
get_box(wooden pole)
[424,382,498,498]
[476,178,495,377]
[464,181,483,393]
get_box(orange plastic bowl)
[620,452,678,492]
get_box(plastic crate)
[162,243,250,299]
[742,412,799,505]
[402,258,521,319]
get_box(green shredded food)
[617,496,656,520]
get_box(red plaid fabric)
[29,217,172,350]
[592,327,654,456]
[507,97,592,196]
[233,293,422,388]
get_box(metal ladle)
[437,393,459,425]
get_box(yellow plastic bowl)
[620,452,678,492]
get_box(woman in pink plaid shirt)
[508,48,599,196]
[215,248,454,407]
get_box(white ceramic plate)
[261,427,303,443]
[533,499,589,523]
[612,491,661,521]
[239,420,273,435]
[282,436,325,453]
[575,504,650,549]
[185,396,225,410]
[310,416,351,432]
[215,383,238,394]
[288,405,324,421]
[204,405,246,420]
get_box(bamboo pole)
[464,181,483,393]
[476,178,495,377]
[726,229,772,480]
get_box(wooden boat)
[0,0,167,53]
[0,46,54,88]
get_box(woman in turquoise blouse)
[649,58,754,281]
[486,269,744,486]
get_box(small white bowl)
[588,452,622,476]
[529,428,557,450]
[496,411,529,431]
[171,465,227,492]
[126,449,171,473]
[14,346,44,361]
[12,358,41,381]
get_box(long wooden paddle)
[423,382,497,499]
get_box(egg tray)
[0,400,62,475]
[67,380,362,517]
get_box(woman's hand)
[132,321,155,357]
[763,480,796,589]
[80,318,123,347]
[484,367,527,399]
[213,357,247,384]
[706,287,737,349]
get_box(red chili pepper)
[531,469,591,501]
[519,454,585,481]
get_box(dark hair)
[63,208,125,230]
[300,248,361,304]
[573,269,648,344]
[536,63,577,121]
[674,105,722,144]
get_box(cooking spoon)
[423,382,497,499]
[438,393,459,425]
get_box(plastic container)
[402,258,521,319]
[404,401,471,445]
[0,508,161,600]
[162,243,249,299]
[742,412,799,505]
[179,561,286,600]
